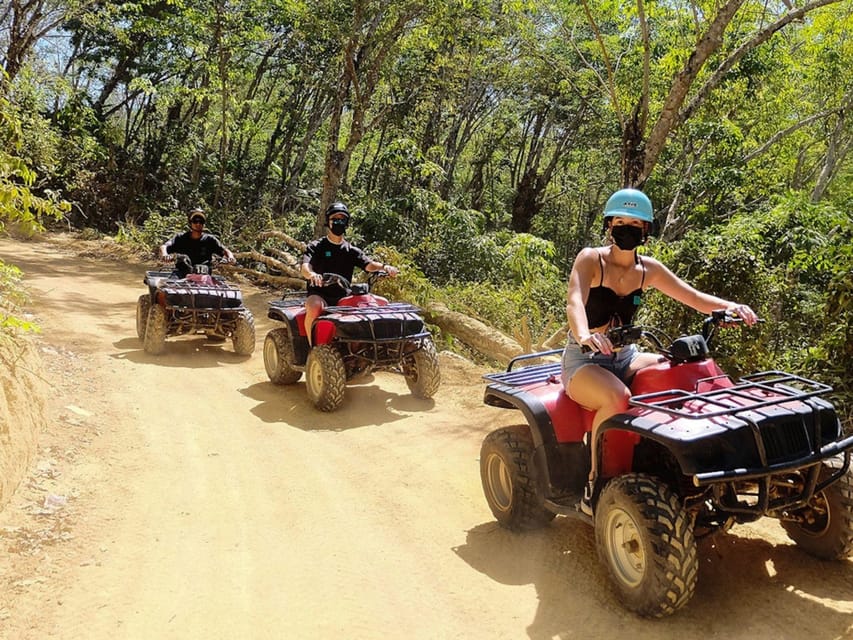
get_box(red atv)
[136,254,255,356]
[479,310,853,617]
[263,272,440,411]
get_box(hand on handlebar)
[726,303,759,326]
[714,305,759,327]
[307,272,325,287]
[581,332,615,355]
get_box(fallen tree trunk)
[258,230,306,254]
[234,249,301,277]
[220,263,305,290]
[542,323,569,350]
[423,302,524,364]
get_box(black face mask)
[611,224,645,250]
[329,219,348,236]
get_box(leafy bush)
[642,194,851,425]
[0,260,38,336]
[0,96,69,235]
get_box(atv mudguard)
[595,358,729,477]
[484,370,591,497]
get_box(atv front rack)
[324,302,431,344]
[629,371,833,419]
[146,271,243,309]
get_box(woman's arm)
[645,258,758,324]
[566,248,598,345]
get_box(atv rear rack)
[482,349,564,386]
[269,293,308,310]
[629,371,833,419]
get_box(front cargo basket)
[628,371,832,419]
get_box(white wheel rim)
[604,507,645,587]
[485,453,512,512]
[307,353,323,398]
[263,335,279,375]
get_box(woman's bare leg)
[566,365,630,482]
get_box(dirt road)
[0,234,851,640]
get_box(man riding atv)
[301,201,399,344]
[159,207,236,276]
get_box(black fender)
[484,383,586,497]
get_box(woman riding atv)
[561,188,759,514]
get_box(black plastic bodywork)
[483,350,853,524]
[267,293,433,376]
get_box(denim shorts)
[560,342,639,388]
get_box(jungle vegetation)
[0,0,851,420]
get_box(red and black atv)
[136,254,255,356]
[263,272,440,411]
[479,310,853,617]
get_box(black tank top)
[585,252,645,328]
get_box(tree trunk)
[510,169,540,233]
[422,302,524,363]
[811,97,851,202]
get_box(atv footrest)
[544,490,590,520]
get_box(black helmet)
[324,201,350,220]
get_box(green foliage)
[1,0,850,421]
[796,206,853,423]
[0,96,70,234]
[115,211,184,256]
[640,193,852,423]
[0,260,39,335]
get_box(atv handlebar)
[309,270,389,293]
[159,252,234,268]
[609,309,755,346]
[504,310,759,372]
[315,273,351,290]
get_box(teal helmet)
[603,188,654,223]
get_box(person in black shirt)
[158,208,236,277]
[562,188,757,514]
[301,201,399,344]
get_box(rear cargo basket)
[482,349,564,386]
[268,292,308,311]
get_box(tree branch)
[679,0,843,126]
